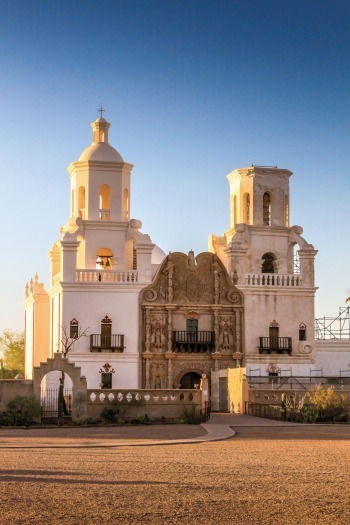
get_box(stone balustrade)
[76,270,138,283]
[244,273,302,287]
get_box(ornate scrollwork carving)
[144,289,158,302]
[227,290,240,303]
[299,342,313,355]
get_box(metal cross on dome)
[97,105,105,118]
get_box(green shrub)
[7,395,41,426]
[100,405,119,423]
[0,412,12,426]
[299,405,318,423]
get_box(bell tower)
[68,116,132,223]
[227,165,292,230]
[209,164,318,374]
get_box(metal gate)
[41,387,72,423]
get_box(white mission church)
[23,115,350,406]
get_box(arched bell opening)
[263,192,271,226]
[96,248,113,270]
[125,237,137,270]
[78,186,85,219]
[261,252,276,274]
[99,184,110,221]
[243,192,250,224]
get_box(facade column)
[144,307,152,354]
[235,309,241,354]
[166,355,174,389]
[166,306,175,354]
[145,358,151,389]
[212,306,220,353]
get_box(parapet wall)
[87,388,202,420]
[0,380,34,412]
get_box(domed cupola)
[68,113,133,222]
[79,117,124,163]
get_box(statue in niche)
[151,364,165,389]
[151,317,166,353]
[219,318,234,351]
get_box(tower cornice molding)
[67,160,133,175]
[227,166,293,183]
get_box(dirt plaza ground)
[0,417,349,525]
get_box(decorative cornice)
[68,160,133,174]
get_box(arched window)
[285,195,289,227]
[99,184,110,221]
[243,193,250,224]
[78,186,85,219]
[70,318,79,339]
[123,188,129,221]
[133,243,137,270]
[262,252,276,273]
[125,238,136,270]
[299,323,306,341]
[263,192,271,226]
[293,245,300,274]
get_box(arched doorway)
[180,372,202,389]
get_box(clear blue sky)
[0,0,349,332]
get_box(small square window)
[101,373,112,389]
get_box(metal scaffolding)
[315,306,350,340]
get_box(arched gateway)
[33,353,87,420]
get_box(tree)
[60,324,90,356]
[0,330,24,378]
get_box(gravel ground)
[0,425,349,525]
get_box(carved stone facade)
[140,251,244,388]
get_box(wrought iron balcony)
[172,331,215,353]
[259,337,292,355]
[90,334,125,352]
